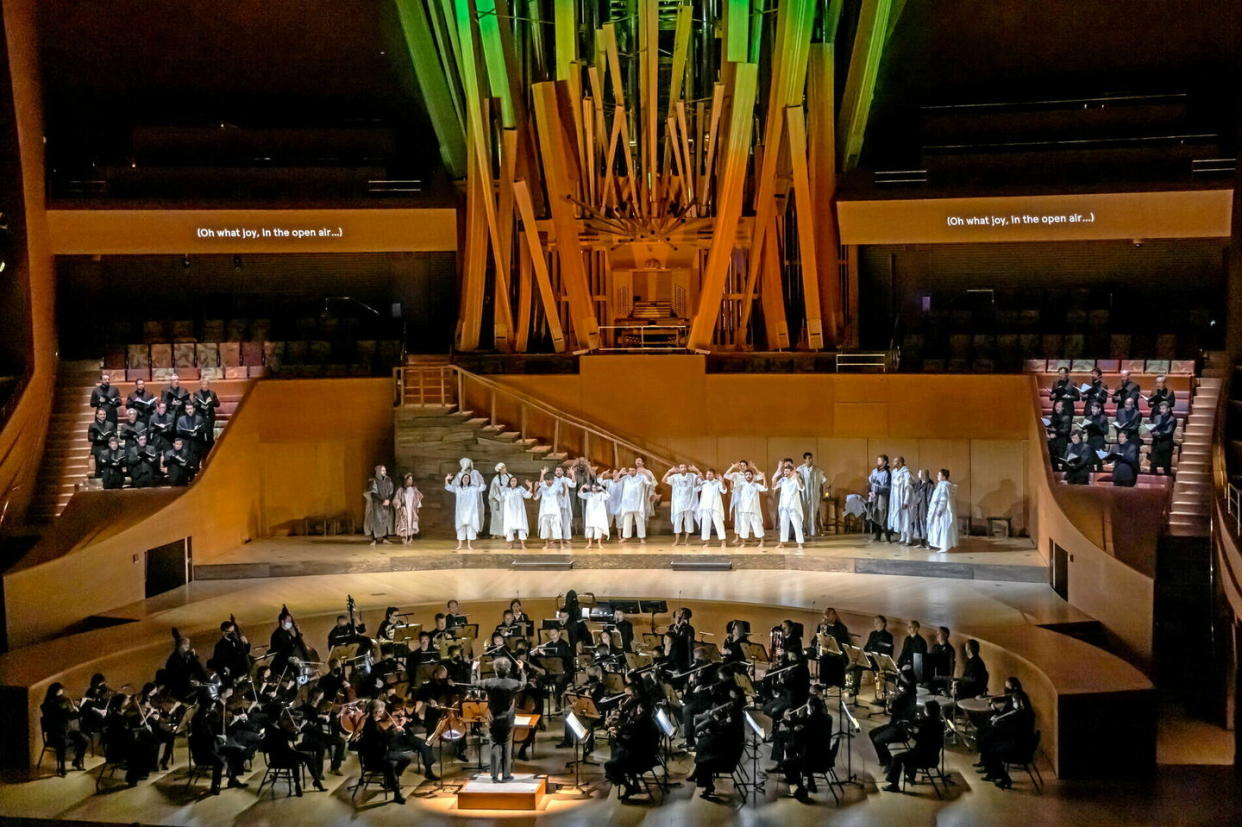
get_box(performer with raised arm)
[364,465,395,546]
[797,452,828,537]
[772,465,806,550]
[926,469,959,553]
[488,462,512,540]
[550,465,577,541]
[695,467,728,548]
[535,468,568,550]
[731,468,767,548]
[888,456,912,544]
[601,466,625,539]
[663,463,701,545]
[633,456,658,525]
[618,466,651,545]
[501,477,533,549]
[578,478,611,549]
[444,465,486,551]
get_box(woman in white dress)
[394,473,423,544]
[534,471,568,550]
[488,463,513,539]
[444,471,486,551]
[926,468,959,553]
[501,476,533,549]
[888,457,913,544]
[578,482,611,549]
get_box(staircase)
[1167,352,1226,536]
[27,363,252,523]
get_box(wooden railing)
[1210,361,1242,617]
[396,363,687,473]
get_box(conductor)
[474,658,525,782]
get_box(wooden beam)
[513,180,566,352]
[808,42,841,345]
[759,221,789,349]
[457,160,488,350]
[688,63,759,350]
[839,0,894,170]
[531,81,599,350]
[515,232,533,352]
[785,105,823,349]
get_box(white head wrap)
[459,457,473,471]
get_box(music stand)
[624,652,653,671]
[734,672,757,703]
[603,672,625,694]
[566,695,601,768]
[741,709,771,803]
[835,691,863,786]
[561,711,594,798]
[841,644,868,707]
[461,699,491,771]
[653,704,682,788]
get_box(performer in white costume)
[578,482,611,549]
[695,468,728,548]
[488,463,513,538]
[662,463,701,545]
[797,452,829,537]
[731,469,767,548]
[501,477,533,548]
[772,466,806,549]
[444,470,486,550]
[619,468,652,543]
[534,470,568,549]
[888,457,913,545]
[926,468,960,553]
[550,466,577,541]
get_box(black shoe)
[393,792,407,805]
[793,786,809,801]
[995,777,1013,790]
[313,780,326,792]
[294,787,303,797]
[208,786,221,796]
[555,741,572,749]
[882,783,900,793]
[424,768,439,781]
[227,778,248,789]
[806,780,819,793]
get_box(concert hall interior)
[0,1,1241,825]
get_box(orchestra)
[43,595,1029,809]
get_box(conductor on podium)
[475,658,525,782]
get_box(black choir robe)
[148,410,176,452]
[163,385,190,414]
[126,389,157,424]
[90,383,121,423]
[176,413,207,466]
[1063,442,1091,485]
[88,420,117,476]
[118,419,147,449]
[100,447,126,489]
[1108,441,1140,487]
[164,446,193,486]
[193,389,220,448]
[1148,413,1177,472]
[1114,407,1142,442]
[1112,380,1141,405]
[1049,378,1080,412]
[125,444,161,487]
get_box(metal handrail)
[396,363,689,473]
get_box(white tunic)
[578,489,611,535]
[445,479,486,532]
[620,474,649,513]
[501,486,531,533]
[774,475,805,518]
[535,483,562,519]
[888,466,912,534]
[926,480,959,551]
[601,477,624,516]
[732,480,767,516]
[553,475,577,514]
[797,463,826,530]
[488,473,512,535]
[667,472,700,516]
[696,479,727,518]
[634,468,657,517]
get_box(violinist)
[882,700,943,793]
[212,619,251,688]
[188,691,249,795]
[603,682,659,802]
[260,708,327,795]
[113,691,159,785]
[137,681,177,770]
[80,673,112,739]
[680,648,719,752]
[356,699,412,805]
[869,664,919,768]
[165,634,207,702]
[778,683,834,802]
[381,694,440,781]
[297,686,348,776]
[816,608,850,688]
[40,683,88,775]
[689,683,746,800]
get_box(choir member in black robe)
[162,375,190,416]
[88,407,116,478]
[1083,400,1110,471]
[90,373,121,423]
[100,436,126,489]
[1049,366,1079,413]
[908,469,933,548]
[1147,374,1175,414]
[148,400,176,453]
[1148,401,1176,475]
[1107,431,1141,487]
[126,378,157,424]
[164,437,193,486]
[118,408,147,449]
[1114,396,1142,444]
[1063,431,1091,485]
[1081,368,1108,410]
[125,434,160,487]
[193,378,220,450]
[176,401,206,470]
[1046,399,1073,470]
[1111,369,1141,406]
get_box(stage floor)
[196,534,1048,584]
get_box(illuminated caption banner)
[195,226,345,240]
[836,190,1233,245]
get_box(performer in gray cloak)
[907,468,933,548]
[364,464,396,545]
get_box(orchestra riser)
[28,373,252,523]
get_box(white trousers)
[672,509,697,534]
[735,513,764,539]
[779,509,805,544]
[700,512,726,541]
[538,514,563,540]
[585,525,608,540]
[559,507,573,540]
[622,511,646,539]
[456,524,478,541]
[505,528,528,541]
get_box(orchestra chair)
[899,743,950,799]
[804,738,844,805]
[183,743,216,791]
[710,760,752,808]
[1005,730,1044,792]
[634,753,669,802]
[35,719,61,775]
[94,756,127,793]
[256,749,303,798]
[350,761,392,803]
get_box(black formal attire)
[117,419,147,451]
[104,709,158,784]
[125,444,160,487]
[41,697,88,772]
[268,626,302,676]
[537,638,572,695]
[193,388,220,449]
[1083,413,1109,469]
[896,632,928,674]
[476,676,525,781]
[680,661,718,750]
[1112,380,1141,406]
[954,654,990,699]
[445,612,467,630]
[886,713,944,786]
[148,410,176,453]
[869,677,918,765]
[667,621,696,673]
[604,698,660,794]
[1064,442,1091,485]
[327,622,372,659]
[979,692,1036,782]
[1046,412,1073,470]
[261,725,322,792]
[163,385,190,416]
[1148,412,1176,475]
[1049,379,1080,413]
[296,700,347,774]
[764,660,811,763]
[88,420,116,478]
[779,702,834,794]
[1081,379,1108,410]
[212,634,252,687]
[176,412,207,469]
[689,696,746,792]
[127,389,157,424]
[165,649,207,702]
[1115,406,1142,443]
[816,620,850,687]
[356,718,411,797]
[611,619,635,652]
[188,705,248,792]
[852,628,893,694]
[925,643,957,693]
[100,447,126,489]
[1109,441,1140,488]
[164,446,192,486]
[90,383,121,423]
[1148,386,1175,414]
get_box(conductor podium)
[456,773,547,811]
